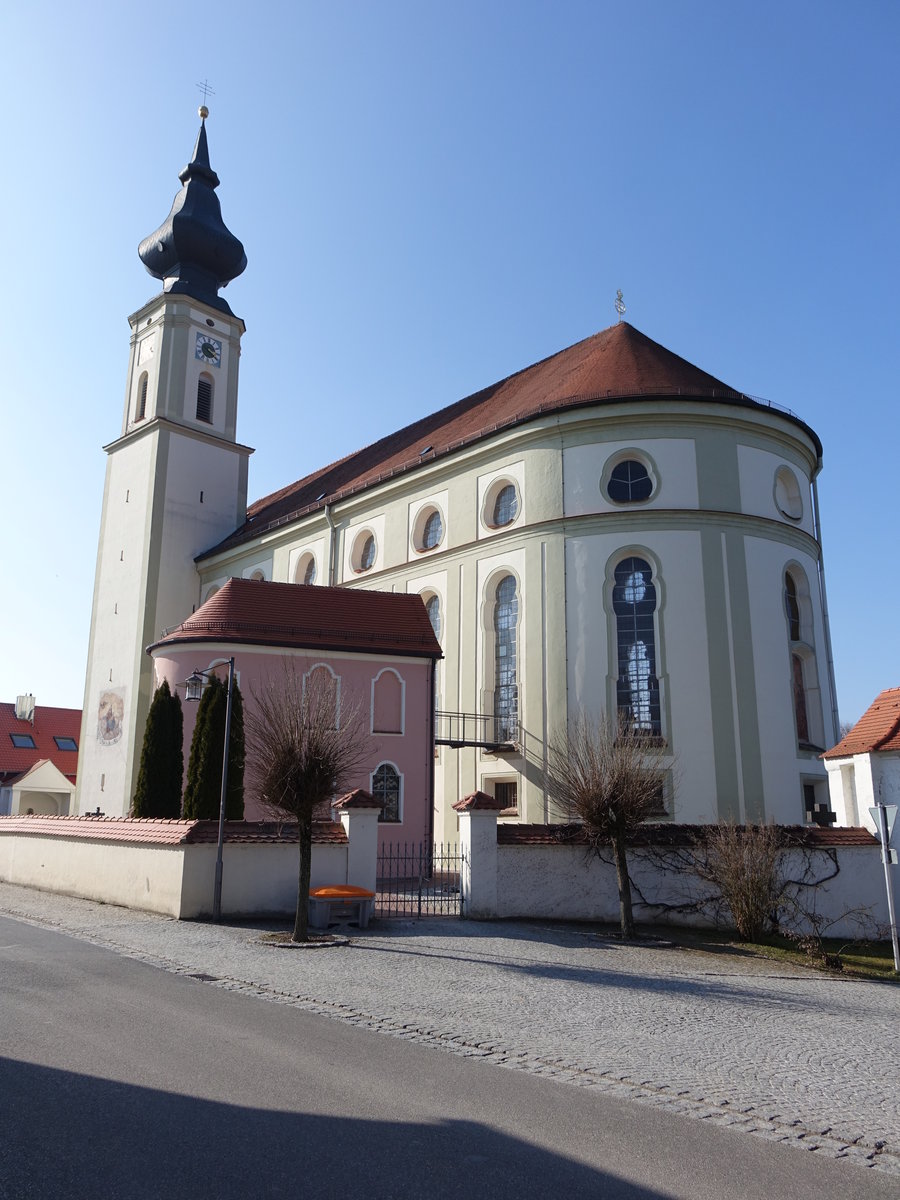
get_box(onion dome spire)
[138,108,247,315]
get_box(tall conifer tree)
[132,680,183,817]
[183,675,245,820]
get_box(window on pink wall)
[373,670,403,733]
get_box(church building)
[76,114,840,839]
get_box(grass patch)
[638,924,898,982]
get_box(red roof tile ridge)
[822,686,900,758]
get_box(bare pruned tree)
[546,710,668,939]
[245,661,371,942]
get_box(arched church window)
[136,373,148,421]
[784,573,801,641]
[196,375,213,423]
[303,557,316,585]
[792,654,810,743]
[424,594,441,641]
[492,484,518,527]
[612,557,661,734]
[372,763,401,823]
[493,574,518,743]
[422,509,443,550]
[607,460,652,503]
[359,534,376,571]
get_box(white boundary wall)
[458,813,892,938]
[0,807,380,919]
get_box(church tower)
[76,109,252,815]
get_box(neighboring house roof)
[0,703,81,787]
[822,687,900,759]
[148,577,442,659]
[199,320,821,559]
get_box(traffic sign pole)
[870,802,900,973]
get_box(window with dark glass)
[303,557,317,585]
[612,556,661,734]
[494,574,518,742]
[373,763,401,822]
[607,460,652,503]
[492,484,518,527]
[792,655,810,742]
[53,736,78,751]
[10,733,36,749]
[196,376,213,423]
[422,509,443,550]
[494,781,518,811]
[784,573,800,641]
[137,373,148,421]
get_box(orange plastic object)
[309,885,375,899]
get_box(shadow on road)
[1,1056,667,1200]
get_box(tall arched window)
[493,574,518,742]
[784,573,801,641]
[372,763,401,823]
[425,594,441,641]
[612,557,661,734]
[784,568,821,747]
[196,374,213,423]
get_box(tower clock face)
[195,333,222,367]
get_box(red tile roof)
[453,790,508,813]
[0,816,347,845]
[496,823,878,848]
[200,321,819,558]
[822,688,900,759]
[149,578,442,658]
[0,703,81,786]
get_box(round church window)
[607,459,653,503]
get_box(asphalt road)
[0,915,893,1200]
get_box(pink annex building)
[148,578,442,847]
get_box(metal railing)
[434,710,519,750]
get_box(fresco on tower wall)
[96,688,125,746]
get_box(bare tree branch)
[545,710,668,938]
[244,660,372,941]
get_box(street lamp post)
[184,656,235,923]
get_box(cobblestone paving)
[1,883,897,1176]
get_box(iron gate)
[376,841,466,918]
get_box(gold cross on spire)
[196,79,215,118]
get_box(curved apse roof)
[199,321,821,559]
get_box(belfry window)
[136,373,148,421]
[612,557,661,734]
[196,375,213,423]
[493,574,518,743]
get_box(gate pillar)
[454,791,504,918]
[336,789,382,893]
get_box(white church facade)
[76,115,840,838]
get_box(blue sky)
[1,1,897,724]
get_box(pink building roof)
[149,577,442,659]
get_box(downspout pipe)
[812,471,840,742]
[325,503,337,587]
